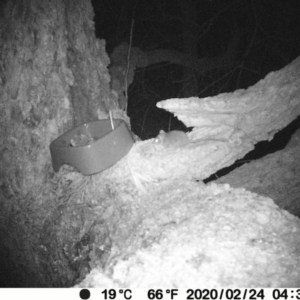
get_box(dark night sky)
[91,0,300,139]
[92,0,300,61]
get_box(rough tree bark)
[74,57,300,288]
[0,0,124,286]
[216,125,300,217]
[77,56,300,287]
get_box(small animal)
[154,130,189,149]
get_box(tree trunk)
[0,0,121,286]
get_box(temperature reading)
[167,289,179,299]
[102,289,117,299]
[101,289,132,300]
[148,289,179,299]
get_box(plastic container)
[50,119,134,175]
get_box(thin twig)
[125,19,135,113]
